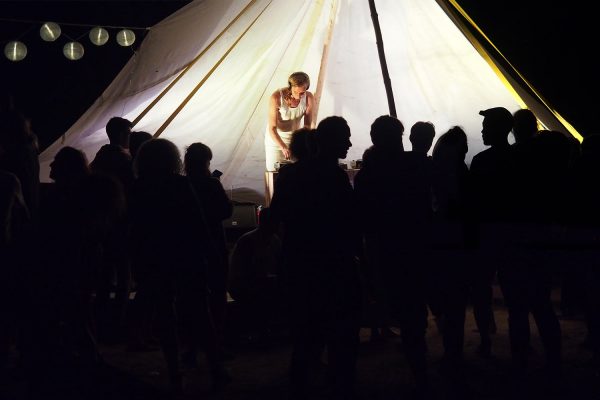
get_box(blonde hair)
[288,71,310,90]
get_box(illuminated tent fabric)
[38,0,578,204]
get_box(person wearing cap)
[471,106,515,222]
[468,106,515,358]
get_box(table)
[264,168,360,206]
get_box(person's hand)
[282,146,291,160]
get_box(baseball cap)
[479,107,514,132]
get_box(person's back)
[90,117,134,191]
[409,121,435,156]
[271,123,357,259]
[0,109,40,217]
[129,131,153,161]
[183,142,232,357]
[228,207,282,336]
[228,211,282,301]
[354,115,431,393]
[512,108,538,145]
[270,115,360,400]
[470,107,515,223]
[355,116,433,247]
[569,133,600,366]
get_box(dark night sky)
[1,1,596,151]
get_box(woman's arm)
[268,91,291,159]
[304,91,315,129]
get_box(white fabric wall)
[39,0,522,204]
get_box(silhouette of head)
[257,206,278,235]
[106,117,132,148]
[134,138,181,178]
[184,142,213,178]
[50,146,90,185]
[410,121,435,154]
[370,115,404,151]
[479,107,513,146]
[289,128,316,162]
[315,116,352,160]
[512,109,538,144]
[129,131,153,160]
[535,130,572,171]
[0,109,35,152]
[432,126,468,165]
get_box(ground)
[2,284,599,399]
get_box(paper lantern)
[89,27,109,46]
[116,29,135,46]
[63,41,84,60]
[4,41,27,62]
[40,22,61,42]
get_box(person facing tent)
[270,115,361,400]
[410,121,436,155]
[183,142,232,363]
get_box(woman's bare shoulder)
[270,89,284,104]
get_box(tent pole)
[312,0,339,124]
[368,0,396,117]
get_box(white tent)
[38,0,579,204]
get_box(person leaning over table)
[265,71,315,171]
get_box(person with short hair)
[409,121,436,155]
[265,72,315,171]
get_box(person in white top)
[265,71,315,171]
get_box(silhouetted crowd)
[1,105,600,399]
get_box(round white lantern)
[40,22,61,42]
[4,41,27,62]
[116,29,135,46]
[63,41,84,60]
[89,27,109,46]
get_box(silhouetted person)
[90,116,134,190]
[129,130,153,161]
[0,170,29,370]
[469,107,515,357]
[430,126,491,377]
[288,127,317,162]
[569,133,600,368]
[512,108,538,145]
[22,167,126,397]
[0,109,40,218]
[182,142,232,365]
[89,117,133,343]
[270,116,361,400]
[354,115,432,394]
[129,138,227,394]
[228,206,282,338]
[500,129,567,379]
[409,121,435,155]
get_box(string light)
[1,18,147,62]
[63,41,84,60]
[89,27,109,46]
[4,41,27,62]
[40,22,61,42]
[116,29,136,47]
